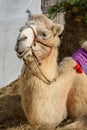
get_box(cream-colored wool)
[15,15,87,129]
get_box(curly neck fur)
[22,47,58,83]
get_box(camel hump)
[81,41,87,50]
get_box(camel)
[15,15,87,129]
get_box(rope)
[22,26,57,85]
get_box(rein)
[23,26,57,85]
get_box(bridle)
[23,26,57,85]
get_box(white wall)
[0,0,42,87]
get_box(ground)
[0,10,87,130]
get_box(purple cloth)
[72,48,87,74]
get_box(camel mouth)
[17,49,30,58]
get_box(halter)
[23,26,57,85]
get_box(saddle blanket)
[72,48,87,74]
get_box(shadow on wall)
[59,9,87,62]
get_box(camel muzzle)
[15,27,34,58]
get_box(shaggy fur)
[15,15,87,129]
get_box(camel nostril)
[17,36,27,42]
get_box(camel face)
[15,15,64,60]
[15,21,53,60]
[15,27,34,58]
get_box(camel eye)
[42,32,47,37]
[38,30,50,39]
[41,32,50,39]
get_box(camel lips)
[17,49,30,58]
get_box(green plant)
[48,1,67,18]
[48,0,87,22]
[85,13,87,23]
[68,0,87,7]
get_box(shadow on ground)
[0,94,27,130]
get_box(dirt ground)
[0,10,87,130]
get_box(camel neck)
[39,48,58,80]
[23,48,58,84]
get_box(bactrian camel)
[15,15,87,129]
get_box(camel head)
[15,15,64,61]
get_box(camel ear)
[52,24,64,36]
